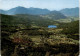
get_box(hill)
[1,14,59,29]
[0,7,79,21]
[59,20,79,40]
[40,11,67,20]
[60,7,79,17]
[0,9,6,14]
[0,6,50,15]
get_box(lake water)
[48,25,57,28]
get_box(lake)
[48,25,57,28]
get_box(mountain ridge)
[0,6,79,17]
[0,6,50,15]
[60,7,79,17]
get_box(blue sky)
[0,0,79,10]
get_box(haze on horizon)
[0,0,79,11]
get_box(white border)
[79,0,80,56]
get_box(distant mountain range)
[0,6,79,17]
[40,11,67,20]
[0,6,50,15]
[60,7,79,17]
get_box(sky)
[0,0,79,10]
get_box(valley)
[1,12,79,56]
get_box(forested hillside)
[40,11,67,20]
[61,21,79,40]
[1,13,79,56]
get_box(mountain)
[0,6,67,20]
[0,10,6,14]
[0,6,50,15]
[40,11,67,20]
[60,7,79,17]
[0,6,78,17]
